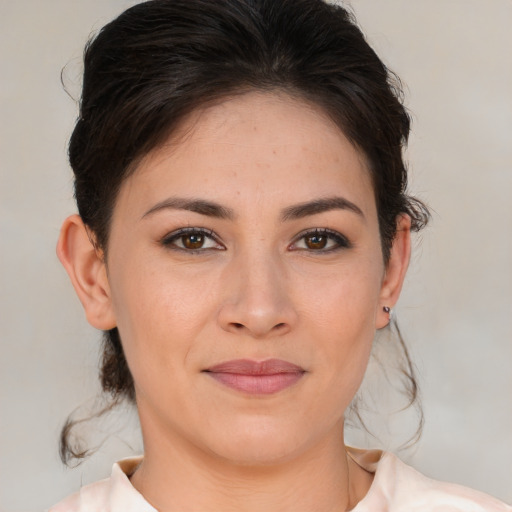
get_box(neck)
[130,416,373,512]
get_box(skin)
[58,91,411,511]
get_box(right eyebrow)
[141,197,236,220]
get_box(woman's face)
[98,92,408,464]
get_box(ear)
[375,214,411,329]
[56,214,116,330]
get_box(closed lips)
[204,359,305,394]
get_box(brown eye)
[304,234,328,250]
[162,228,224,252]
[181,233,205,249]
[290,229,351,252]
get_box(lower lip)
[206,371,304,395]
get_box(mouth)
[203,359,306,395]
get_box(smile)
[204,359,306,395]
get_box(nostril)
[225,321,289,335]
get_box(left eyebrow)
[280,196,365,221]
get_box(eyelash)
[160,227,351,253]
[289,228,351,253]
[161,228,224,253]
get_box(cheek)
[297,255,383,390]
[107,252,220,380]
[298,252,383,334]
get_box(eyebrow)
[141,195,364,222]
[142,197,236,220]
[280,196,364,221]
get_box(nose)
[217,250,298,339]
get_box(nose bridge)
[243,245,283,303]
[218,241,296,337]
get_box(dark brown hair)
[61,0,429,464]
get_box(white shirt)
[49,449,512,511]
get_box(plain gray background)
[1,1,511,510]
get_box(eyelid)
[288,228,351,252]
[160,227,225,252]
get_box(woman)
[50,0,511,510]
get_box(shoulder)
[387,453,511,511]
[48,457,155,512]
[350,449,512,512]
[48,478,110,512]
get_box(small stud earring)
[383,306,393,322]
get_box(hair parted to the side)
[61,0,430,465]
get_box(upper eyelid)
[291,227,349,242]
[165,226,215,238]
[289,228,351,250]
[162,227,215,238]
[161,227,223,246]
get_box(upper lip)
[205,358,305,375]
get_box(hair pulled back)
[62,0,429,464]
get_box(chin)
[203,415,322,467]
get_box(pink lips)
[204,359,305,395]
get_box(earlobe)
[376,215,411,329]
[56,214,117,330]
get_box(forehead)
[119,91,376,219]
